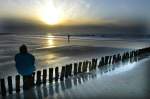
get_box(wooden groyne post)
[78,62,82,73]
[55,67,59,82]
[74,63,78,75]
[49,68,53,83]
[15,75,20,93]
[7,76,13,94]
[60,66,65,81]
[0,79,6,96]
[36,71,41,86]
[43,69,47,84]
[0,47,149,97]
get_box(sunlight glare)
[39,0,61,25]
[47,34,55,47]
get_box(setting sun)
[39,1,61,25]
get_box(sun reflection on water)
[46,34,55,48]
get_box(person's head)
[19,44,28,53]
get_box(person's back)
[15,52,35,76]
[15,44,35,89]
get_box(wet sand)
[1,56,149,99]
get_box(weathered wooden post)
[55,67,59,82]
[137,49,140,56]
[98,59,101,68]
[134,51,137,57]
[119,54,121,61]
[125,52,127,60]
[89,61,92,71]
[49,68,53,83]
[133,51,135,57]
[60,66,66,81]
[130,51,133,58]
[126,52,129,63]
[15,75,20,93]
[134,50,136,56]
[122,53,125,62]
[112,55,116,64]
[124,53,126,60]
[139,49,143,56]
[101,57,104,66]
[65,65,70,78]
[82,61,88,73]
[92,58,97,70]
[132,51,134,57]
[117,54,121,62]
[129,51,133,63]
[127,52,129,58]
[104,56,106,65]
[135,50,139,61]
[86,61,88,72]
[108,56,112,64]
[133,50,138,62]
[0,79,6,96]
[95,59,98,69]
[82,61,86,73]
[98,58,102,68]
[74,63,78,75]
[104,56,109,65]
[68,64,72,76]
[36,71,41,86]
[8,76,13,94]
[43,69,47,84]
[32,72,35,86]
[116,54,119,63]
[78,62,82,73]
[92,59,95,70]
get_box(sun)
[39,1,61,25]
[41,8,60,25]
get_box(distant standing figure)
[68,35,70,43]
[15,44,35,89]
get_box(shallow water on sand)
[0,34,150,78]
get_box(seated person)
[15,44,35,89]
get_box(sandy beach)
[0,34,150,98]
[1,54,150,99]
[0,0,149,98]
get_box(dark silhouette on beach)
[15,44,35,89]
[68,35,70,43]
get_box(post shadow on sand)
[49,84,54,96]
[23,89,37,99]
[35,73,96,98]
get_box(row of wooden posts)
[0,47,150,96]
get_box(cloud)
[0,0,149,26]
